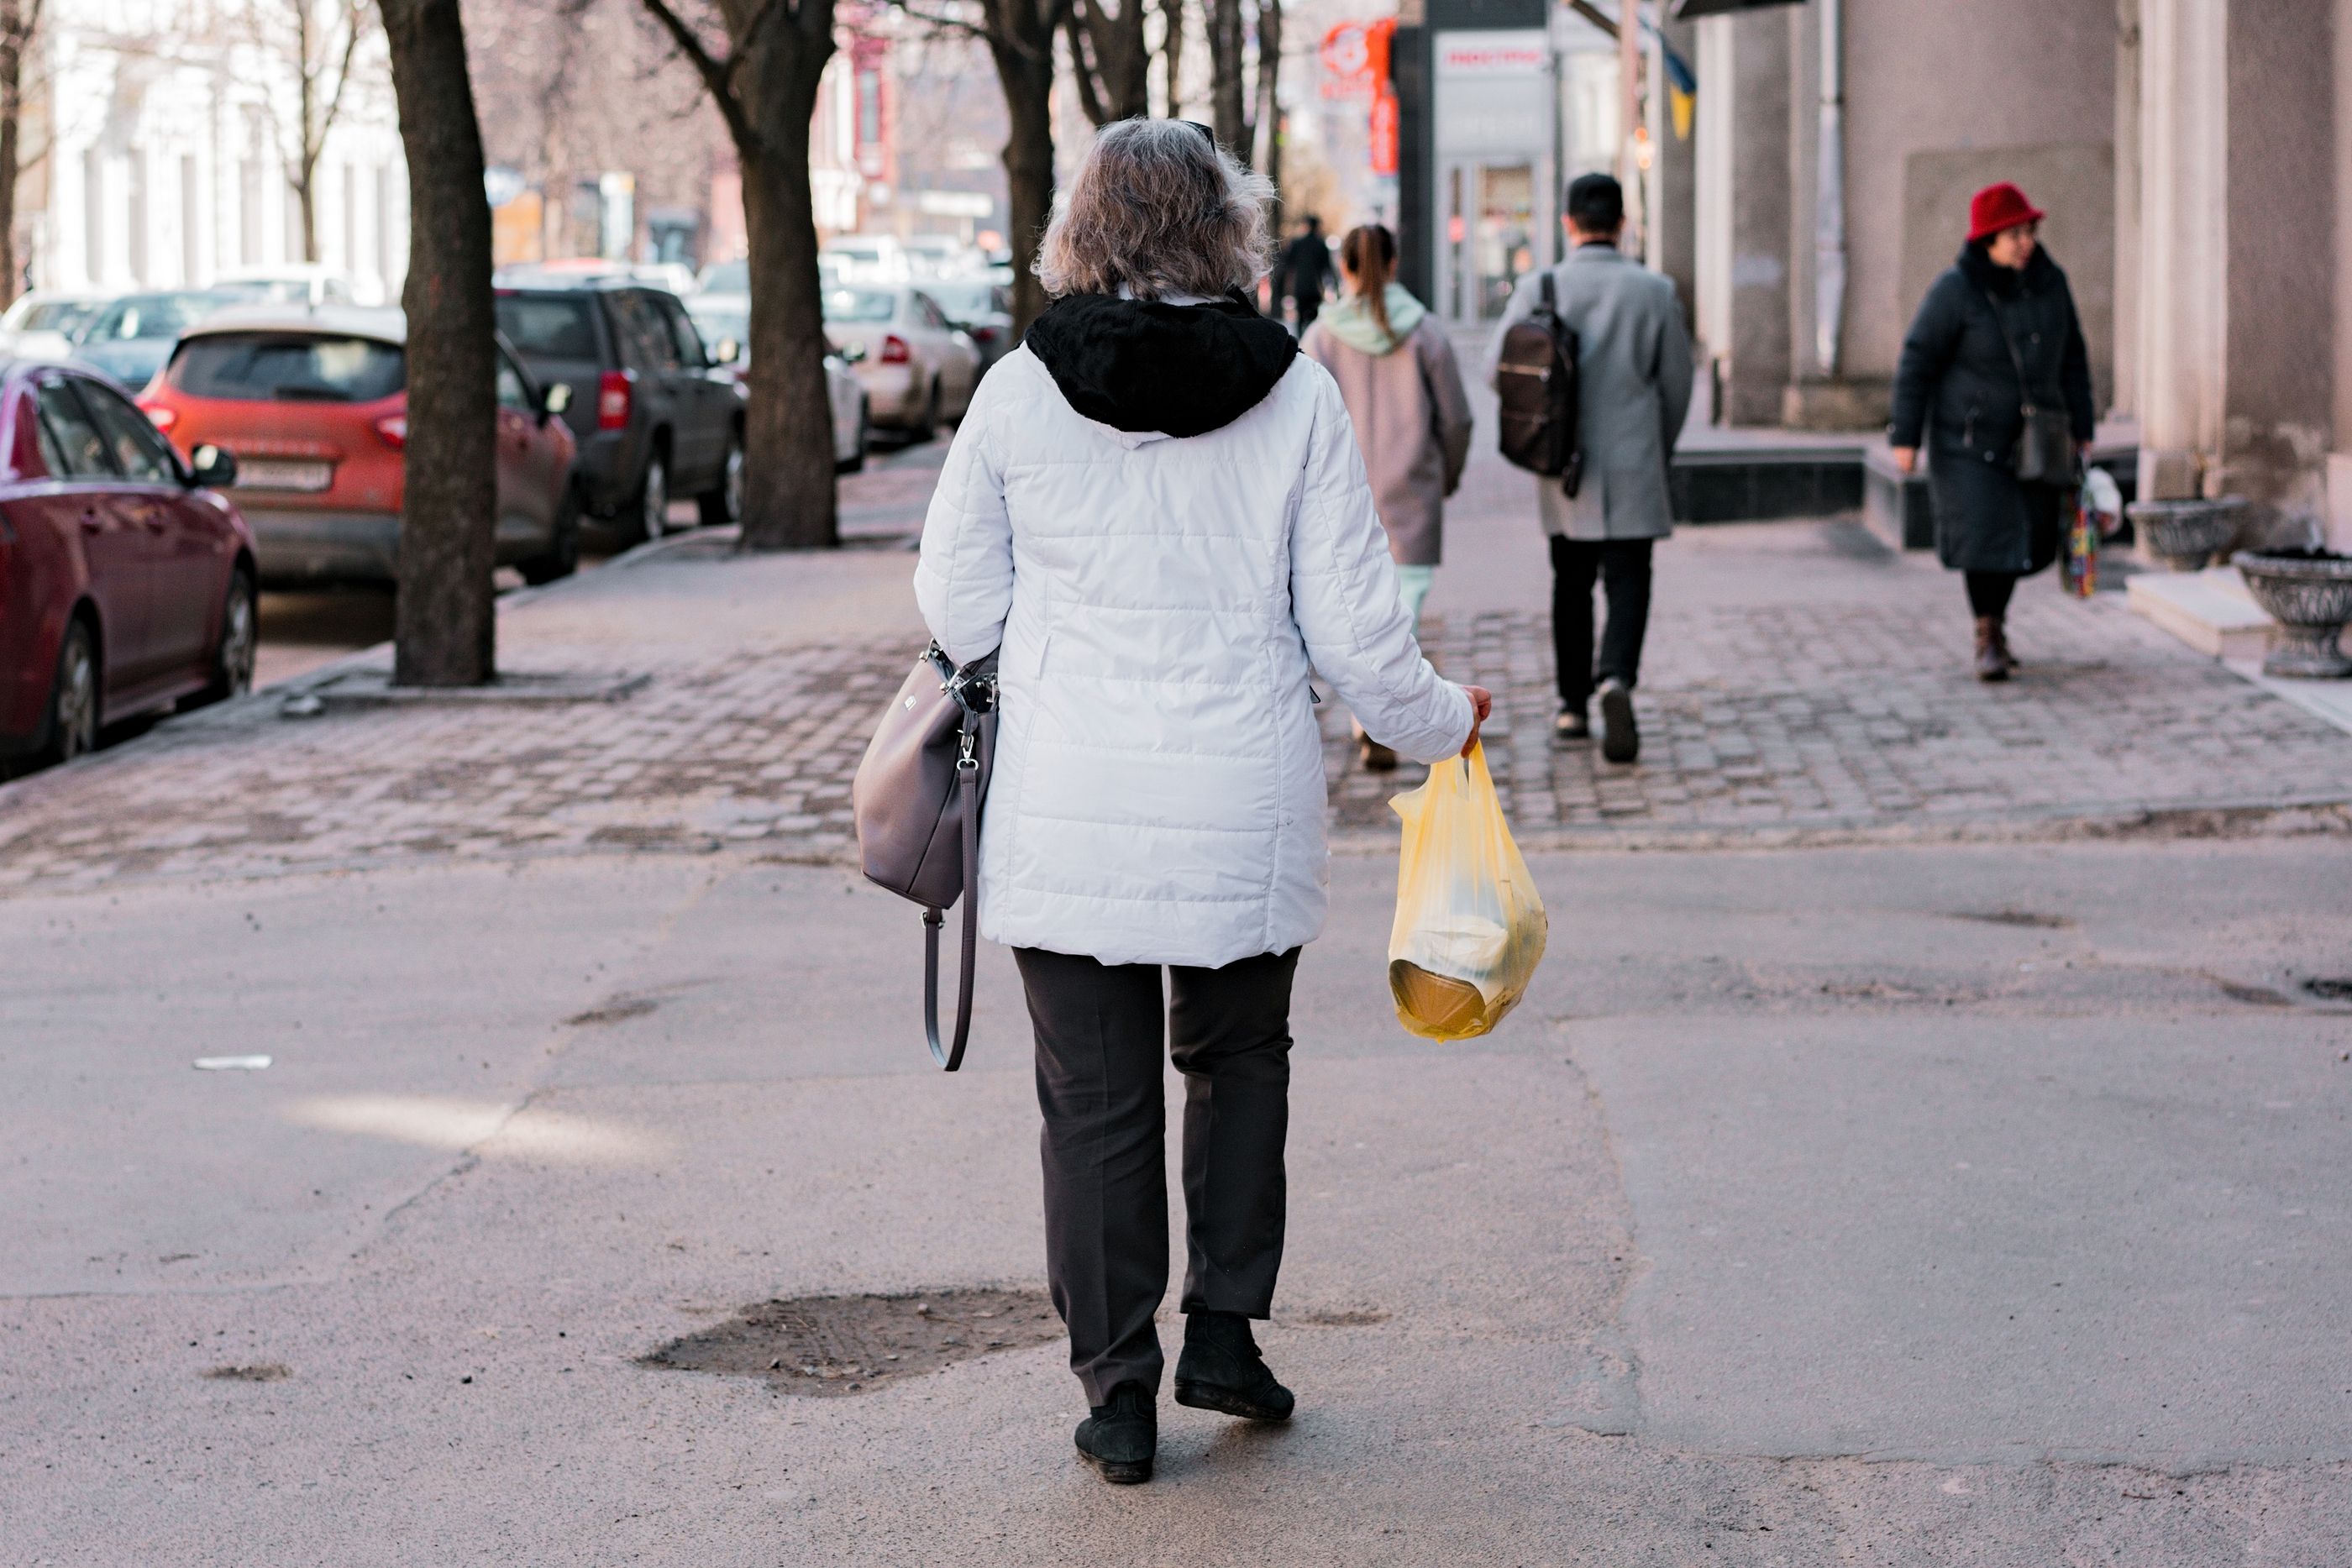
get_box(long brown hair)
[1340,224,1398,341]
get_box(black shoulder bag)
[1981,291,2077,486]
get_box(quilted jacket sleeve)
[913,371,1013,665]
[1289,369,1476,765]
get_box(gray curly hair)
[1037,119,1274,301]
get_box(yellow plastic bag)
[1387,742,1548,1041]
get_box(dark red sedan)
[0,361,256,768]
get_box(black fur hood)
[1022,292,1298,438]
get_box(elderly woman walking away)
[1890,181,2095,681]
[1302,223,1474,773]
[914,120,1490,1486]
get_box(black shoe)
[1555,705,1590,742]
[1173,1310,1294,1423]
[1074,1381,1156,1484]
[1599,680,1639,764]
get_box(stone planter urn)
[2126,497,2248,570]
[2234,548,2352,678]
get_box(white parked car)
[211,265,365,307]
[0,290,105,360]
[685,293,869,473]
[821,284,982,438]
[820,235,906,281]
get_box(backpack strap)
[1541,271,1557,311]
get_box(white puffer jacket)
[915,340,1473,970]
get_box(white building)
[31,0,407,301]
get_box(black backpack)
[1495,272,1583,497]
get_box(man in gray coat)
[1485,173,1693,763]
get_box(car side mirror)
[712,338,741,365]
[836,342,868,364]
[188,443,238,489]
[541,382,573,417]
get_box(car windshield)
[11,300,97,333]
[168,333,406,402]
[493,295,600,359]
[688,303,748,346]
[701,260,748,295]
[88,293,222,341]
[924,283,1002,319]
[822,289,897,324]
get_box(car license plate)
[236,459,333,492]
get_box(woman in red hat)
[1888,181,2095,680]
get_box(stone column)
[2334,0,2352,550]
[2138,0,2336,543]
[2112,0,2141,422]
[1689,8,1791,427]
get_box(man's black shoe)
[1173,1310,1294,1422]
[1599,680,1639,764]
[1555,705,1591,742]
[1074,1381,1155,1483]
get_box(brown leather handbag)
[850,642,998,1069]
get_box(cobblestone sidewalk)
[4,507,2349,894]
[1325,587,2352,844]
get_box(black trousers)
[1013,945,1300,1403]
[1293,292,1322,331]
[1965,571,2018,618]
[1550,535,1654,708]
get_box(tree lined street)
[4,433,2349,1561]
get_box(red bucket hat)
[1968,181,2045,242]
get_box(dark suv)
[493,279,743,543]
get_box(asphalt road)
[3,837,2345,1563]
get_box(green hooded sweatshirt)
[1317,282,1427,356]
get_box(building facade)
[29,0,407,301]
[1682,0,2352,548]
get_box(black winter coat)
[1889,244,2095,574]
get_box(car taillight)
[970,326,999,344]
[597,370,634,430]
[879,334,911,364]
[375,416,407,448]
[139,401,178,433]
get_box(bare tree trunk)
[736,134,837,549]
[1253,0,1278,207]
[1158,0,1183,117]
[990,29,1055,332]
[296,1,318,260]
[1068,0,1148,123]
[0,0,41,307]
[638,0,838,551]
[1205,0,1247,161]
[381,0,498,685]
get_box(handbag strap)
[1978,288,2045,413]
[919,718,984,1071]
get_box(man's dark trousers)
[1293,292,1322,331]
[1550,535,1653,708]
[1013,945,1299,1404]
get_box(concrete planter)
[2127,497,2247,570]
[2233,549,2352,679]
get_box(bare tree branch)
[634,0,756,149]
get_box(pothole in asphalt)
[2301,977,2352,1003]
[1948,909,2074,929]
[641,1287,1058,1396]
[202,1363,290,1382]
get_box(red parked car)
[0,361,257,768]
[140,306,580,587]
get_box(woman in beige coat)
[1302,223,1474,770]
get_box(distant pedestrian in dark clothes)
[1272,215,1336,331]
[1889,181,2095,682]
